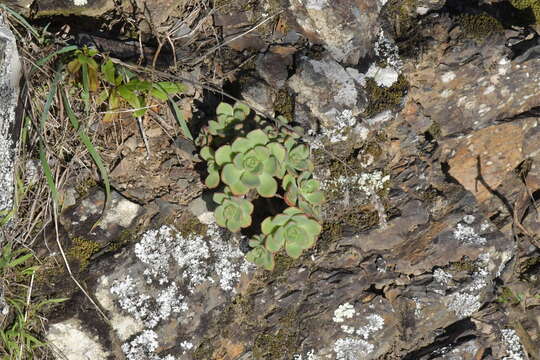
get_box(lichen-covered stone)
[288,0,382,63]
[0,17,22,217]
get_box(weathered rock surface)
[288,55,367,131]
[401,14,540,137]
[288,0,382,63]
[0,16,22,215]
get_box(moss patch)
[510,0,540,24]
[363,75,409,118]
[252,311,299,359]
[273,88,295,122]
[457,14,504,41]
[67,237,101,271]
[75,178,97,198]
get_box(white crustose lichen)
[111,224,250,359]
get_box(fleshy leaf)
[205,171,220,188]
[229,180,249,195]
[265,233,285,252]
[267,142,286,162]
[222,163,242,185]
[241,171,260,187]
[200,146,214,161]
[285,240,303,259]
[231,137,252,153]
[246,247,275,270]
[215,145,233,166]
[217,102,234,116]
[257,173,278,197]
[246,129,269,146]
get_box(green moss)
[75,177,97,198]
[106,228,136,252]
[457,14,504,41]
[274,88,295,122]
[67,237,101,271]
[427,120,441,139]
[363,75,409,118]
[252,311,299,359]
[510,0,540,24]
[449,258,477,273]
[177,213,208,237]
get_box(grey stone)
[288,55,367,129]
[46,318,111,360]
[288,0,382,63]
[0,16,22,216]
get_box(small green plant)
[0,244,68,359]
[67,49,187,120]
[197,102,324,270]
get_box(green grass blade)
[81,62,90,113]
[154,83,192,140]
[61,89,111,209]
[0,4,41,42]
[168,98,193,140]
[32,45,78,73]
[37,67,63,208]
[40,67,62,130]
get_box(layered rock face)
[33,0,540,359]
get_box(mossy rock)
[273,88,295,122]
[67,237,101,271]
[363,75,409,118]
[252,312,299,359]
[457,14,504,41]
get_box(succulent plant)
[245,235,275,270]
[283,140,314,175]
[208,102,250,137]
[200,146,220,188]
[213,191,254,232]
[219,129,284,197]
[283,172,324,217]
[261,207,322,258]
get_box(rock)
[443,121,532,203]
[134,0,187,28]
[188,195,215,225]
[401,14,540,137]
[47,318,111,360]
[47,223,251,360]
[34,0,115,17]
[256,52,290,89]
[288,0,382,63]
[288,55,367,130]
[61,188,143,246]
[240,77,275,114]
[110,133,203,204]
[0,17,22,216]
[213,12,265,51]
